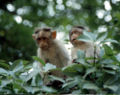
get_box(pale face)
[33,30,51,50]
[36,31,51,50]
[70,28,84,46]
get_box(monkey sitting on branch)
[32,27,70,85]
[69,26,100,64]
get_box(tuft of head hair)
[34,27,41,34]
[73,26,85,30]
[34,27,51,34]
[42,27,51,32]
[69,25,85,34]
[73,26,90,32]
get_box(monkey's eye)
[43,28,51,32]
[73,31,78,34]
[37,38,41,41]
[42,37,48,40]
[35,30,39,34]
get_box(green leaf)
[83,31,96,41]
[99,48,105,57]
[102,39,118,44]
[84,67,96,78]
[77,34,92,43]
[49,75,65,83]
[32,56,46,66]
[97,32,107,42]
[40,86,57,93]
[104,85,118,92]
[103,44,113,56]
[24,86,40,94]
[13,61,24,73]
[62,64,85,76]
[31,74,43,86]
[13,83,22,93]
[116,53,120,62]
[83,83,99,91]
[72,90,81,94]
[102,64,119,70]
[10,60,23,70]
[0,60,9,69]
[76,50,85,64]
[43,63,56,72]
[77,31,97,43]
[62,77,80,89]
[103,69,116,75]
[77,50,85,58]
[0,68,8,74]
[101,59,114,64]
[1,80,12,88]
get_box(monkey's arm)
[61,50,70,66]
[37,48,41,57]
[71,47,79,64]
[71,47,78,60]
[37,48,45,68]
[56,40,70,66]
[37,48,45,60]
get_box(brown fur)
[33,28,70,83]
[70,26,100,63]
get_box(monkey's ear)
[32,34,36,40]
[51,31,56,39]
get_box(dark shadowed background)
[0,0,120,61]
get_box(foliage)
[0,0,120,94]
[0,31,120,94]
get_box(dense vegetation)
[0,0,120,94]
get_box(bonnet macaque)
[32,27,69,80]
[69,26,99,63]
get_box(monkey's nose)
[71,38,76,41]
[72,39,76,41]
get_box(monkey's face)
[32,28,56,50]
[70,28,84,45]
[37,31,51,50]
[32,30,51,50]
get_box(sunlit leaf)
[102,39,118,44]
[62,77,81,89]
[49,75,65,83]
[103,69,116,75]
[32,56,46,66]
[77,50,85,58]
[97,32,107,42]
[0,60,9,69]
[83,83,99,90]
[62,64,85,76]
[43,63,56,72]
[1,80,12,88]
[24,86,40,94]
[103,44,113,56]
[40,86,57,93]
[116,53,120,62]
[0,68,8,74]
[102,64,119,70]
[104,85,118,92]
[84,67,96,78]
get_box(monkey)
[69,26,100,63]
[32,27,70,84]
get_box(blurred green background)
[0,0,120,62]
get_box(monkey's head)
[32,27,56,50]
[69,26,85,46]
